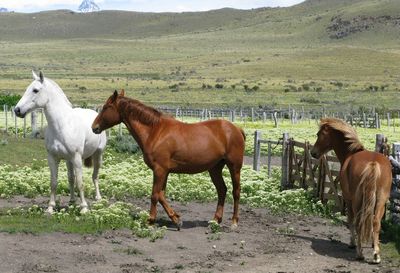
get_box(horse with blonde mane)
[92,90,245,230]
[310,118,391,263]
[14,71,107,214]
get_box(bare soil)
[0,196,399,273]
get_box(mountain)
[78,0,100,13]
[0,0,398,45]
[0,8,8,12]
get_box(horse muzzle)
[14,107,26,118]
[92,126,102,134]
[310,149,320,159]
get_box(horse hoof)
[45,207,54,215]
[372,254,381,264]
[176,219,183,231]
[80,207,89,214]
[356,255,365,261]
[231,223,238,231]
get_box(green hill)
[0,0,399,111]
[0,0,398,44]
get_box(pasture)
[0,0,400,111]
[0,119,400,272]
[1,0,400,271]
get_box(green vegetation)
[0,94,21,107]
[0,0,399,111]
[0,120,398,255]
[0,201,166,240]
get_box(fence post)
[375,113,380,129]
[273,112,278,128]
[253,130,262,171]
[281,132,289,190]
[387,112,391,128]
[375,134,385,152]
[391,143,400,224]
[13,108,17,138]
[267,141,272,177]
[362,112,366,128]
[23,116,26,138]
[4,105,8,133]
[251,108,255,122]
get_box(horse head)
[92,89,125,134]
[310,123,334,159]
[15,71,48,118]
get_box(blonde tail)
[355,162,379,244]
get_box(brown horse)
[92,90,245,229]
[310,118,392,263]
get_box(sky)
[0,0,305,13]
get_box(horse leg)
[158,189,182,230]
[346,201,356,249]
[66,161,76,205]
[208,161,227,224]
[91,151,102,201]
[71,155,88,214]
[46,154,60,214]
[227,162,241,230]
[148,168,168,225]
[372,198,386,264]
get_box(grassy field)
[0,0,399,111]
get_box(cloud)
[1,0,81,11]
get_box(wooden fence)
[253,131,400,221]
[2,103,399,138]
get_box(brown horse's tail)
[355,161,380,244]
[84,156,93,168]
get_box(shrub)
[0,94,21,107]
[302,84,310,91]
[300,97,320,104]
[108,135,140,154]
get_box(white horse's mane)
[45,78,73,107]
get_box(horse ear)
[32,70,39,81]
[112,90,118,101]
[39,71,44,83]
[120,89,125,96]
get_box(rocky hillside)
[0,0,398,46]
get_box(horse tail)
[355,161,379,244]
[84,156,93,168]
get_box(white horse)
[14,71,107,214]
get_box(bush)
[108,135,140,154]
[0,94,21,107]
[215,84,224,89]
[300,97,320,104]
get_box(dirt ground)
[0,196,399,273]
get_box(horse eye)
[33,89,39,94]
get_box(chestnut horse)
[92,90,245,229]
[310,118,391,263]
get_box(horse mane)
[320,118,364,152]
[118,97,164,125]
[45,78,72,107]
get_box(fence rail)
[253,131,400,224]
[2,103,400,137]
